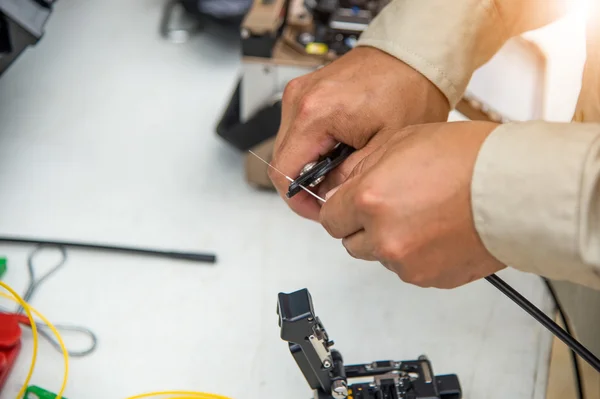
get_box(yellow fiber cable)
[124,391,232,399]
[0,283,230,399]
[23,299,68,397]
[128,396,226,399]
[0,285,69,398]
[160,396,226,399]
[0,281,39,399]
[147,397,225,399]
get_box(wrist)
[400,58,451,124]
[352,45,450,124]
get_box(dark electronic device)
[301,0,386,55]
[286,143,355,198]
[0,0,54,78]
[277,288,463,399]
[160,0,250,44]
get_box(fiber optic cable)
[158,396,228,399]
[124,391,232,399]
[2,281,229,399]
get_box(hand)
[269,46,450,221]
[319,121,507,289]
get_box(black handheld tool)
[286,143,355,199]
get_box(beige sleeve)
[473,0,598,286]
[356,0,599,288]
[471,122,600,290]
[356,0,570,108]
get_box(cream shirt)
[357,0,600,291]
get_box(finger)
[315,146,368,200]
[316,128,397,198]
[342,230,377,261]
[270,86,335,220]
[272,125,338,220]
[271,106,342,219]
[277,75,313,137]
[269,80,303,192]
[271,82,384,219]
[319,141,389,236]
[319,174,362,239]
[290,188,326,220]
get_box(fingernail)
[325,186,340,200]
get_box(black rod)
[485,274,600,373]
[0,236,216,264]
[543,278,584,399]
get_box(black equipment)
[286,143,355,199]
[277,288,463,399]
[160,0,251,43]
[0,0,54,78]
[300,0,388,56]
[183,0,251,21]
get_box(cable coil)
[0,280,232,399]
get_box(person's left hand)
[319,121,507,289]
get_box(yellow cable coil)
[0,281,232,399]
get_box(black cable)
[543,278,585,399]
[485,274,600,374]
[0,235,215,357]
[0,235,216,263]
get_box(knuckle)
[320,216,333,236]
[321,218,342,239]
[354,185,384,213]
[344,245,358,259]
[283,78,302,102]
[297,93,321,118]
[398,271,432,288]
[374,237,409,262]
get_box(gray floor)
[0,1,589,399]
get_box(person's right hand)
[269,46,450,221]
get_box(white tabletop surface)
[0,1,589,398]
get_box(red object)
[0,312,23,391]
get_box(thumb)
[349,144,386,178]
[316,127,397,199]
[324,144,387,201]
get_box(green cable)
[23,386,68,399]
[0,257,6,280]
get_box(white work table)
[0,1,588,398]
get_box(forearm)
[357,0,571,108]
[471,122,600,290]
